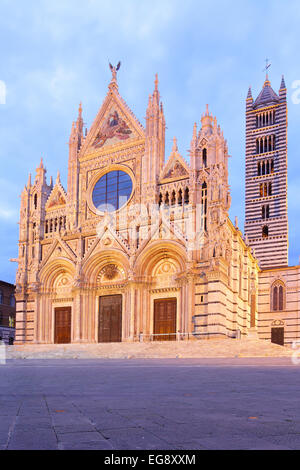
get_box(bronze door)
[54,307,71,344]
[271,327,284,346]
[98,295,122,343]
[154,298,177,341]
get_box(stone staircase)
[6,337,292,360]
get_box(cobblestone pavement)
[0,358,300,450]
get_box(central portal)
[98,295,122,343]
[153,298,177,341]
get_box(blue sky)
[1,0,300,283]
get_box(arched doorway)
[98,295,122,343]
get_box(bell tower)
[244,73,288,268]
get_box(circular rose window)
[92,170,133,213]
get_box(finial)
[247,86,253,100]
[56,170,60,182]
[193,122,197,137]
[39,157,44,169]
[172,136,178,153]
[205,104,209,115]
[155,73,159,91]
[49,176,53,187]
[78,102,82,117]
[235,216,238,229]
[27,173,32,188]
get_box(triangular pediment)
[45,179,67,212]
[161,152,190,183]
[135,215,187,258]
[81,86,145,156]
[40,237,77,269]
[83,222,130,266]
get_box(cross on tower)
[263,58,271,76]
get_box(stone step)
[5,337,292,360]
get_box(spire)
[193,122,197,140]
[172,137,178,153]
[280,75,286,90]
[253,75,280,109]
[56,170,60,183]
[247,86,253,100]
[153,73,160,105]
[27,173,32,189]
[144,73,166,186]
[201,104,213,133]
[35,157,46,185]
[155,73,159,91]
[190,123,198,158]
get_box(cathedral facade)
[14,68,300,347]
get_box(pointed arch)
[271,280,286,312]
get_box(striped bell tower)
[244,73,288,268]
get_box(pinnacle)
[155,73,159,91]
[172,136,178,153]
[280,75,286,90]
[247,86,253,100]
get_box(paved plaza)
[0,358,300,450]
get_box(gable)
[163,159,189,180]
[45,185,67,212]
[92,104,137,150]
[161,155,190,183]
[81,87,145,157]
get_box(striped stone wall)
[244,80,288,269]
[258,266,300,346]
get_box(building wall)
[258,266,300,346]
[15,72,261,345]
[0,281,16,345]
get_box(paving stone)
[1,358,300,449]
[7,428,57,450]
[100,427,170,450]
[196,436,292,450]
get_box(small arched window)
[171,191,176,206]
[262,225,269,238]
[202,148,207,167]
[184,188,189,205]
[0,290,3,304]
[271,281,285,311]
[178,189,183,206]
[33,194,38,210]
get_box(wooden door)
[271,327,284,346]
[154,298,177,341]
[54,307,71,344]
[98,295,122,343]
